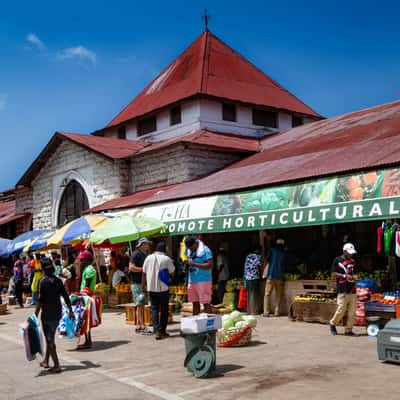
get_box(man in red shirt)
[329,243,358,336]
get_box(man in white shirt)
[143,242,175,340]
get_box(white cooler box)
[181,314,222,334]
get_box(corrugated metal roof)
[59,132,148,159]
[94,100,400,211]
[138,130,261,154]
[87,184,178,213]
[107,30,320,127]
[0,200,27,227]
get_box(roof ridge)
[204,32,321,117]
[199,30,210,93]
[107,31,207,127]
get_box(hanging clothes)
[396,230,400,258]
[377,226,384,253]
[384,224,395,256]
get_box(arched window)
[57,180,89,226]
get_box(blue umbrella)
[1,230,52,256]
[0,238,11,257]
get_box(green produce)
[242,315,257,328]
[235,321,249,329]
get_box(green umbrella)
[89,214,167,245]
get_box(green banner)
[120,167,400,234]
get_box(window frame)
[117,125,127,139]
[222,102,237,122]
[292,115,303,128]
[252,108,277,128]
[170,105,182,126]
[137,115,157,136]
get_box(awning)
[111,166,400,235]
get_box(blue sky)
[1,0,399,191]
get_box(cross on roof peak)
[202,9,211,31]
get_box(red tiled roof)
[0,200,27,227]
[59,132,148,159]
[87,184,178,213]
[137,130,261,154]
[95,100,400,210]
[17,132,149,186]
[107,30,320,127]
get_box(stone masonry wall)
[130,143,245,192]
[15,186,33,214]
[30,140,128,229]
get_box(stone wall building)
[9,29,321,234]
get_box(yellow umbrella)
[47,215,112,248]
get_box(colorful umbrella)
[0,230,52,256]
[89,214,166,245]
[23,230,56,252]
[47,215,112,247]
[0,238,11,257]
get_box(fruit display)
[379,291,400,305]
[313,271,332,280]
[225,279,243,292]
[294,293,336,303]
[284,273,301,281]
[169,286,188,295]
[115,283,131,293]
[357,270,388,287]
[95,283,111,294]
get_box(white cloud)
[0,94,7,111]
[26,33,46,51]
[57,46,97,67]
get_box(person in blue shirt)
[263,238,286,317]
[185,236,213,315]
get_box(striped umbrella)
[23,230,56,252]
[0,230,52,256]
[47,215,112,247]
[0,238,11,257]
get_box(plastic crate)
[365,301,396,313]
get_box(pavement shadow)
[246,340,268,347]
[208,364,244,378]
[36,361,100,377]
[67,340,131,352]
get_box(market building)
[88,100,400,317]
[10,29,320,233]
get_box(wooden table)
[289,300,339,324]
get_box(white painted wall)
[278,112,293,130]
[101,97,312,142]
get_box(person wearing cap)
[263,238,286,317]
[35,257,74,373]
[329,243,358,336]
[184,235,213,315]
[129,237,152,335]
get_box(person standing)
[143,241,175,340]
[263,238,286,317]
[185,236,213,315]
[13,256,24,308]
[77,250,97,349]
[35,257,74,373]
[129,237,152,335]
[216,246,230,304]
[329,243,358,336]
[244,247,263,315]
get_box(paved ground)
[0,306,399,400]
